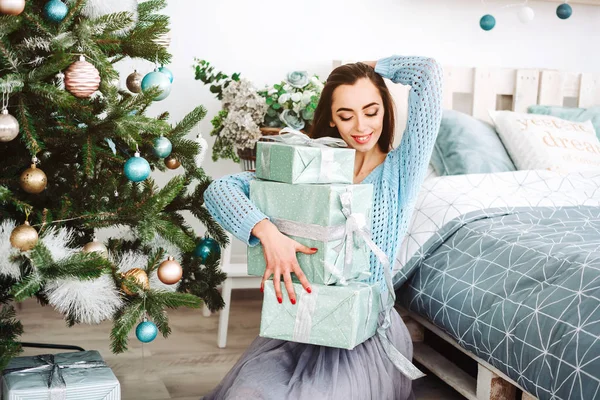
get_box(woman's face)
[329,78,385,153]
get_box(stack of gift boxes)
[247,132,382,350]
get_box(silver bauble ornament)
[0,108,19,142]
[82,239,108,258]
[126,70,143,93]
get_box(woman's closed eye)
[339,111,379,122]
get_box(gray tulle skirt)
[202,308,415,400]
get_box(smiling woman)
[203,55,443,399]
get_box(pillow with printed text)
[489,110,600,172]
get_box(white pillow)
[489,110,600,172]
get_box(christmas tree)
[0,0,227,369]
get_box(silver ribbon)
[293,285,320,342]
[2,354,107,400]
[277,127,348,148]
[271,188,370,283]
[373,250,426,380]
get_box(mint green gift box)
[248,180,373,285]
[260,280,381,349]
[255,138,355,184]
[1,350,120,400]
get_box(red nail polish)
[306,287,312,294]
[291,298,296,305]
[260,286,264,293]
[311,248,318,252]
[277,297,282,304]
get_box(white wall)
[113,0,600,257]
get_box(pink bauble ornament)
[65,55,101,98]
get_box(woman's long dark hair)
[310,62,396,153]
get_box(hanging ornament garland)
[20,156,48,194]
[556,2,572,19]
[480,0,575,30]
[141,67,171,101]
[124,149,151,182]
[10,213,38,252]
[0,86,19,142]
[126,70,143,93]
[43,0,69,23]
[64,55,101,98]
[480,14,496,31]
[0,0,26,15]
[517,5,534,23]
[153,136,172,158]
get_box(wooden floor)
[16,290,463,400]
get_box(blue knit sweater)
[205,56,443,288]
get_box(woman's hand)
[252,219,316,304]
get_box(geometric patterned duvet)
[391,170,600,400]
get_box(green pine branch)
[110,297,144,353]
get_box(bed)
[333,60,600,400]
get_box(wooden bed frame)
[332,60,600,400]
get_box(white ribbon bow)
[275,127,348,148]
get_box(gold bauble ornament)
[20,163,47,194]
[82,239,108,258]
[10,221,38,251]
[0,108,19,142]
[121,268,150,295]
[164,156,180,170]
[64,55,101,98]
[126,70,143,93]
[157,256,183,285]
[0,0,26,15]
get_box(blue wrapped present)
[1,350,120,400]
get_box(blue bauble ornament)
[124,152,151,182]
[136,320,158,343]
[141,70,171,101]
[158,66,174,83]
[194,237,221,263]
[153,136,172,158]
[480,14,496,31]
[44,0,68,23]
[556,3,572,20]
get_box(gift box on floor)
[1,350,121,400]
[247,180,374,285]
[260,280,380,349]
[255,134,355,184]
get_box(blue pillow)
[431,110,516,176]
[528,105,600,140]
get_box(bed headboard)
[332,60,600,126]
